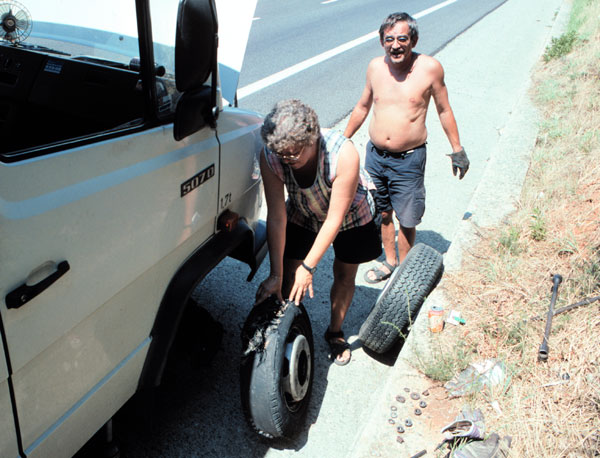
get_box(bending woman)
[254,99,381,366]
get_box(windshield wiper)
[15,42,70,56]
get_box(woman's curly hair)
[261,99,320,153]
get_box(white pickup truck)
[0,0,269,456]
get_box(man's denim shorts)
[364,141,427,228]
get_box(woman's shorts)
[364,141,427,228]
[284,221,382,264]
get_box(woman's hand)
[289,266,314,305]
[255,274,283,305]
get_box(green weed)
[498,226,522,256]
[421,336,475,383]
[529,208,547,241]
[543,31,578,62]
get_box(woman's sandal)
[324,327,351,366]
[363,260,396,284]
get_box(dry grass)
[427,1,600,456]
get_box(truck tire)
[359,243,444,354]
[240,297,314,439]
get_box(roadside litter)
[444,359,508,398]
[446,309,466,326]
[441,405,485,441]
[428,304,445,332]
[429,306,466,332]
[437,405,512,458]
[447,432,512,458]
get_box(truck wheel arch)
[138,218,265,389]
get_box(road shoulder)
[342,0,571,456]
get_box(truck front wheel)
[240,298,314,439]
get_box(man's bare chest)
[373,79,431,107]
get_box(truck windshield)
[15,0,140,66]
[149,0,178,77]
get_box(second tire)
[359,243,444,354]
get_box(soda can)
[428,305,444,333]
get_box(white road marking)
[237,0,459,100]
[413,0,459,19]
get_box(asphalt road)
[238,0,506,126]
[80,0,551,457]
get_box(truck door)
[0,1,219,456]
[0,334,19,458]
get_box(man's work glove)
[441,405,485,441]
[452,433,512,458]
[447,147,470,179]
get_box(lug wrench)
[538,274,563,362]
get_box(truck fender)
[138,218,266,388]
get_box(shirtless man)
[344,12,469,283]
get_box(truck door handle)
[5,261,70,309]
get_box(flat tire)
[240,298,314,439]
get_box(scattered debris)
[441,405,485,441]
[444,359,508,397]
[446,309,466,325]
[436,405,511,457]
[428,304,444,332]
[410,450,427,458]
[541,379,570,388]
[449,432,512,458]
[489,400,503,416]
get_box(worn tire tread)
[240,299,314,439]
[359,243,444,353]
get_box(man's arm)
[431,60,462,152]
[344,62,375,139]
[431,59,469,179]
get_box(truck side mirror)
[174,0,219,140]
[173,86,213,141]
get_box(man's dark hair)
[379,12,419,43]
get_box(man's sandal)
[324,327,351,366]
[364,260,396,284]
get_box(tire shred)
[241,300,289,358]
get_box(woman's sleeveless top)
[264,130,375,232]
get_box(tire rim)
[282,332,311,405]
